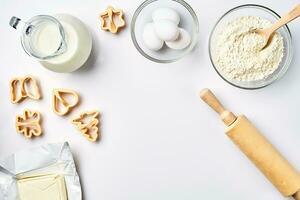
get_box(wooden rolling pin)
[200,88,300,199]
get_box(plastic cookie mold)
[53,89,80,116]
[100,6,126,33]
[71,110,100,142]
[10,76,41,104]
[15,109,42,138]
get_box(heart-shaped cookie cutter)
[15,109,42,138]
[53,89,80,116]
[10,76,41,104]
[100,6,126,34]
[72,110,100,142]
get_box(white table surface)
[1,0,300,199]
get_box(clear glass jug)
[10,14,92,73]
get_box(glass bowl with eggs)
[131,0,199,63]
[209,4,293,89]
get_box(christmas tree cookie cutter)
[71,110,100,142]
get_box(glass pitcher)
[10,14,92,73]
[10,15,67,60]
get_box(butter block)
[17,174,68,200]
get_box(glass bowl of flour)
[209,4,293,89]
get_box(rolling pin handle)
[293,190,300,200]
[200,88,237,126]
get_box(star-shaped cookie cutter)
[100,6,126,33]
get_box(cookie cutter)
[15,109,42,138]
[53,89,80,116]
[100,6,126,33]
[71,111,100,142]
[10,76,41,104]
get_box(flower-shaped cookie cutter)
[72,110,100,142]
[15,109,42,138]
[100,6,126,33]
[10,76,41,104]
[53,89,80,116]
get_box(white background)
[0,0,300,199]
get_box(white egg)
[166,28,191,50]
[154,20,179,42]
[142,23,164,51]
[152,8,180,25]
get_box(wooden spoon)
[255,3,300,49]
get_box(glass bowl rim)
[208,4,293,90]
[131,0,199,63]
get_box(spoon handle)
[269,4,300,33]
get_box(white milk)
[32,22,62,56]
[37,14,92,72]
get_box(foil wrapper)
[0,142,82,200]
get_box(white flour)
[213,16,284,81]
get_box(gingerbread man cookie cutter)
[100,6,126,33]
[72,110,100,142]
[53,89,80,116]
[15,109,42,138]
[10,76,41,104]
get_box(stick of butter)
[17,174,68,200]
